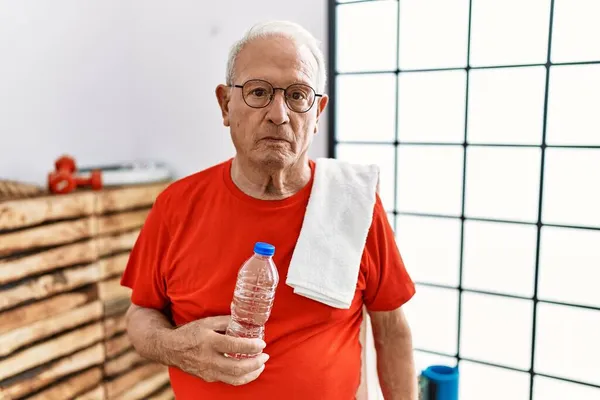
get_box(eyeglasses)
[231,79,323,113]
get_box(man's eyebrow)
[291,79,313,86]
[241,77,315,87]
[279,77,315,88]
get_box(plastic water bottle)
[225,242,279,359]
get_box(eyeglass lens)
[241,80,316,112]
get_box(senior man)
[121,20,417,400]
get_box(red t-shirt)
[121,158,415,400]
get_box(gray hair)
[225,20,327,93]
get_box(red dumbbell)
[54,155,76,174]
[74,169,103,190]
[48,155,103,194]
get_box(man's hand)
[166,315,269,386]
[125,305,269,387]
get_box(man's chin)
[253,151,293,169]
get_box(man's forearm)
[125,304,176,367]
[370,309,418,400]
[374,332,417,400]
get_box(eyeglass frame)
[229,79,324,114]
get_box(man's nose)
[266,90,290,126]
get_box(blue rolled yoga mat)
[418,365,459,400]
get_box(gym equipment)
[48,155,103,194]
[77,160,172,186]
[419,365,459,400]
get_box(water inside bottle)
[225,246,278,359]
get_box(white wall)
[129,0,329,178]
[0,0,136,185]
[0,0,328,185]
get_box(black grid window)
[328,0,600,399]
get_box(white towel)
[286,158,380,309]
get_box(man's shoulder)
[154,159,229,209]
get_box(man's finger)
[201,315,231,332]
[214,353,270,376]
[212,333,266,355]
[219,364,266,386]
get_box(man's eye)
[251,89,268,97]
[290,91,306,100]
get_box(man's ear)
[314,94,329,134]
[216,84,231,127]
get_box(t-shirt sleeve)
[363,194,416,311]
[120,198,171,311]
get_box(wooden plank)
[27,367,103,400]
[0,300,103,356]
[114,370,170,400]
[98,277,131,303]
[105,334,131,359]
[97,183,168,214]
[0,230,137,286]
[104,363,165,399]
[104,350,145,377]
[96,210,149,236]
[0,192,95,231]
[75,385,105,400]
[0,263,100,312]
[0,239,97,286]
[104,313,127,339]
[0,217,95,257]
[96,229,140,257]
[0,179,45,203]
[98,253,130,280]
[0,322,103,382]
[149,385,174,400]
[0,288,95,334]
[0,343,104,399]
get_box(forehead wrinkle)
[233,37,318,89]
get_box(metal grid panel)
[328,0,600,397]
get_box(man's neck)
[231,156,311,200]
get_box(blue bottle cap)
[254,242,275,256]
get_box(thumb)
[201,315,231,331]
